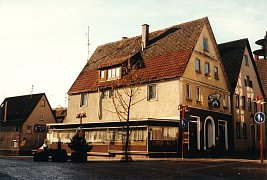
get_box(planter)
[71,151,87,162]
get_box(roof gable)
[68,17,210,94]
[219,38,264,95]
[0,93,45,124]
[218,39,247,92]
[255,59,267,100]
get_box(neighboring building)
[53,107,67,123]
[47,17,231,157]
[255,58,267,152]
[0,93,56,155]
[218,39,265,154]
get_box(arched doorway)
[204,116,215,150]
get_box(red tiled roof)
[68,17,209,94]
[255,58,267,99]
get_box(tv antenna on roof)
[30,85,34,98]
[85,26,91,61]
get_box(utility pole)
[254,96,265,163]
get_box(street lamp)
[76,112,87,124]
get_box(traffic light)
[253,31,267,60]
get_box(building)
[53,107,67,123]
[47,17,231,158]
[255,58,267,152]
[0,93,56,155]
[218,39,265,154]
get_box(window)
[236,122,241,138]
[241,96,246,110]
[223,94,228,108]
[248,98,252,111]
[40,100,46,107]
[109,89,114,98]
[244,75,253,88]
[40,113,45,121]
[147,84,157,101]
[101,90,108,99]
[214,66,219,79]
[100,70,105,79]
[205,62,210,76]
[195,59,201,72]
[235,94,240,108]
[185,83,191,99]
[107,67,121,80]
[27,125,32,134]
[244,55,249,66]
[80,93,88,107]
[196,86,201,102]
[243,123,247,139]
[203,37,208,52]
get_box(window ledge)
[147,98,157,102]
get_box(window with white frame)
[185,83,191,99]
[107,67,121,80]
[147,84,157,101]
[80,93,88,107]
[196,86,201,102]
[100,70,105,79]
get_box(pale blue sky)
[0,0,266,107]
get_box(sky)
[0,0,266,108]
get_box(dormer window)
[100,70,105,79]
[99,66,122,81]
[107,67,121,80]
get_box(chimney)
[3,101,7,122]
[122,37,128,41]
[141,24,149,50]
[254,54,259,61]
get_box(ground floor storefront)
[47,108,232,158]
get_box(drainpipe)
[4,101,7,122]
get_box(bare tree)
[110,72,145,162]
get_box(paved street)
[0,156,266,180]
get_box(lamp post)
[178,104,189,159]
[76,112,87,124]
[255,96,265,163]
